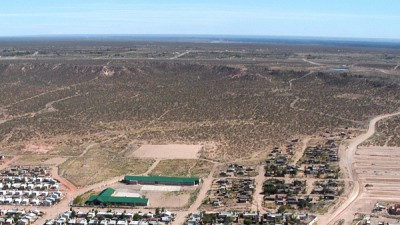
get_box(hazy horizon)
[1,0,400,39]
[1,33,400,41]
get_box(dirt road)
[302,58,323,66]
[170,50,191,59]
[173,163,219,225]
[143,159,161,175]
[252,165,266,213]
[393,63,400,71]
[320,110,400,225]
[50,166,77,192]
[288,71,314,90]
[189,163,218,211]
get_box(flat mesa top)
[131,144,202,159]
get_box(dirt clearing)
[141,185,181,192]
[150,159,213,178]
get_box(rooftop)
[124,175,199,183]
[86,188,148,205]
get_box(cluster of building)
[303,163,338,179]
[0,167,63,206]
[359,203,400,225]
[263,179,311,208]
[362,220,398,225]
[304,140,339,163]
[218,164,256,177]
[388,204,400,215]
[302,141,340,179]
[185,211,317,225]
[46,210,175,225]
[312,179,342,197]
[298,140,343,202]
[204,178,255,208]
[265,147,298,177]
[261,137,344,213]
[0,209,43,225]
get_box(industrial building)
[86,188,149,206]
[123,176,200,186]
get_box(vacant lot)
[16,155,67,166]
[150,159,213,178]
[59,146,154,187]
[331,146,400,222]
[130,144,202,159]
[355,146,400,192]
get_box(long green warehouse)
[124,175,200,186]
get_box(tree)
[73,195,83,205]
[202,214,216,224]
[278,205,289,213]
[298,199,309,209]
[263,185,278,195]
[133,213,142,221]
[243,219,253,225]
[224,217,233,225]
[71,210,76,218]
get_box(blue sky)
[1,0,399,39]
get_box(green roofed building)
[124,175,200,186]
[86,188,149,206]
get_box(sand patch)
[130,144,202,159]
[22,143,54,154]
[144,191,191,208]
[140,185,181,192]
[335,93,364,100]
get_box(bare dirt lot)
[145,191,192,208]
[355,146,400,199]
[150,159,214,178]
[129,144,203,159]
[325,145,400,224]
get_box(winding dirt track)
[320,110,400,225]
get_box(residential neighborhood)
[0,167,63,206]
[184,211,317,225]
[45,209,175,225]
[0,209,44,225]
